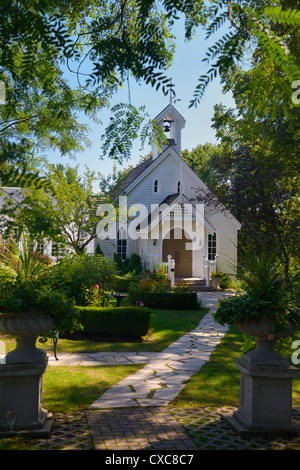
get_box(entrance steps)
[175,277,213,291]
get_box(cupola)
[152,88,186,159]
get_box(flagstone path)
[44,290,300,451]
[49,291,235,408]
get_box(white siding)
[209,211,238,275]
[98,148,240,278]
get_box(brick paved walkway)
[86,407,198,450]
[36,406,300,451]
[41,291,300,451]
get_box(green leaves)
[0,165,54,193]
[101,103,166,162]
[264,5,300,26]
[189,1,300,111]
[0,234,46,283]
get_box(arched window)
[154,179,159,193]
[177,181,181,193]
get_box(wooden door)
[162,229,192,277]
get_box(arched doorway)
[162,228,192,277]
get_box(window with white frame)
[117,230,127,260]
[39,240,45,254]
[208,233,217,260]
[51,242,66,258]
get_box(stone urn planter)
[212,275,222,290]
[0,311,54,436]
[0,311,54,364]
[237,316,296,367]
[223,316,299,435]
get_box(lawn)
[43,364,144,413]
[1,304,300,451]
[171,325,300,409]
[0,305,207,449]
[0,306,209,414]
[1,306,209,354]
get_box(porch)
[144,253,219,289]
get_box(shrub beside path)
[44,290,300,450]
[48,291,234,408]
[88,291,233,409]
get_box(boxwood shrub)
[112,275,133,292]
[128,288,200,310]
[75,306,151,338]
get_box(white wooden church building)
[98,101,241,281]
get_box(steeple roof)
[151,103,186,129]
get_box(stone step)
[174,278,213,291]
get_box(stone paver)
[87,291,234,409]
[48,351,160,366]
[33,406,300,451]
[36,290,300,451]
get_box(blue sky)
[48,16,235,189]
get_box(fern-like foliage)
[101,103,166,162]
[189,1,300,109]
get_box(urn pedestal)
[0,362,53,436]
[0,313,54,436]
[223,358,299,435]
[223,318,299,435]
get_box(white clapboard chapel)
[98,99,241,282]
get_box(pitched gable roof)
[118,157,154,195]
[119,146,181,196]
[141,191,216,234]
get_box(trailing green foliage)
[101,103,167,162]
[213,248,300,333]
[0,278,80,334]
[190,1,300,114]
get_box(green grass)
[0,305,207,449]
[1,307,300,450]
[41,307,208,353]
[43,364,143,413]
[0,364,143,451]
[0,306,208,412]
[171,325,300,409]
[1,304,300,451]
[1,307,208,355]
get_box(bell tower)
[152,85,186,159]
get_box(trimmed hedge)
[75,306,151,338]
[128,288,200,310]
[112,275,132,292]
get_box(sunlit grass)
[0,307,208,354]
[43,364,143,413]
[171,325,300,409]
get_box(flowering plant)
[139,268,168,292]
[84,284,110,307]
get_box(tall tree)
[209,65,300,283]
[21,162,103,255]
